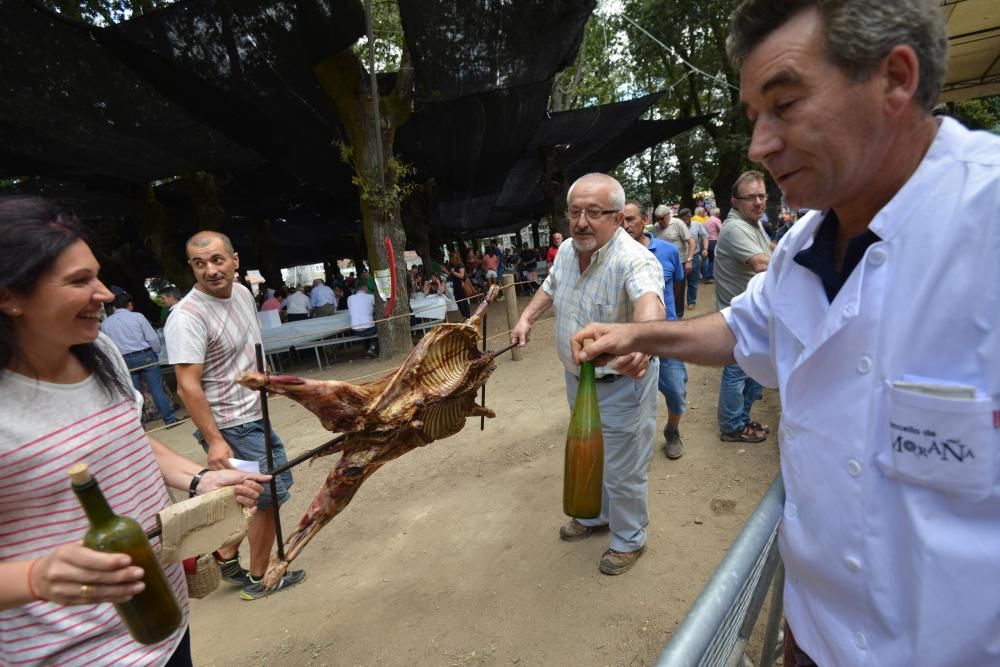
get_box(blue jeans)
[657,357,687,416]
[717,363,763,434]
[195,420,293,509]
[703,241,717,280]
[122,348,176,424]
[687,254,702,306]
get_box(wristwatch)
[189,468,210,498]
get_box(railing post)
[655,474,785,667]
[501,274,523,361]
[758,561,785,667]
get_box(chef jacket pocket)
[877,382,996,502]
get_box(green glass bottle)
[68,463,182,645]
[563,359,604,518]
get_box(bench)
[295,318,445,370]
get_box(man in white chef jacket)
[569,1,1000,665]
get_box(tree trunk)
[178,171,225,231]
[252,218,284,289]
[540,145,568,236]
[363,201,412,355]
[313,46,415,359]
[135,184,193,291]
[711,141,746,221]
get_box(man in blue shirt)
[309,278,337,317]
[621,202,688,459]
[101,293,178,426]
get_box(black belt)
[595,374,618,383]
[124,348,153,356]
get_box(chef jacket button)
[868,248,887,265]
[857,355,872,373]
[847,459,863,477]
[854,631,867,649]
[844,556,862,572]
[784,502,798,519]
[842,304,854,317]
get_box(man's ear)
[232,252,241,270]
[881,44,920,117]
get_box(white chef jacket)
[723,116,1000,667]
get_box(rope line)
[132,278,544,373]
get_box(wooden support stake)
[256,344,286,562]
[480,312,487,430]
[501,274,524,361]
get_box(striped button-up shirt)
[542,227,664,377]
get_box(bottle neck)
[73,478,117,526]
[579,360,596,383]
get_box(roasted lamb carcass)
[237,285,502,588]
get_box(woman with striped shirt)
[0,197,269,666]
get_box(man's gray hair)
[711,207,721,216]
[726,0,948,112]
[566,173,626,211]
[654,204,671,219]
[695,206,705,215]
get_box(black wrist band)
[189,468,210,498]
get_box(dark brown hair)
[0,196,131,399]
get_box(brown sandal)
[748,420,770,435]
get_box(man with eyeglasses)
[713,170,773,443]
[511,173,665,575]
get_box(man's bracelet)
[189,468,210,498]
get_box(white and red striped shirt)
[0,334,189,666]
[165,283,262,429]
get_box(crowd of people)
[2,1,996,665]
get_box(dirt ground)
[154,284,781,666]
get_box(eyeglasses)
[566,207,620,221]
[734,193,767,202]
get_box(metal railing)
[656,474,786,667]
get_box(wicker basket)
[184,554,221,599]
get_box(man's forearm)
[176,381,225,446]
[633,312,737,366]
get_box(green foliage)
[617,0,750,205]
[335,141,417,216]
[354,0,405,74]
[550,10,629,110]
[948,95,1000,133]
[552,0,751,208]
